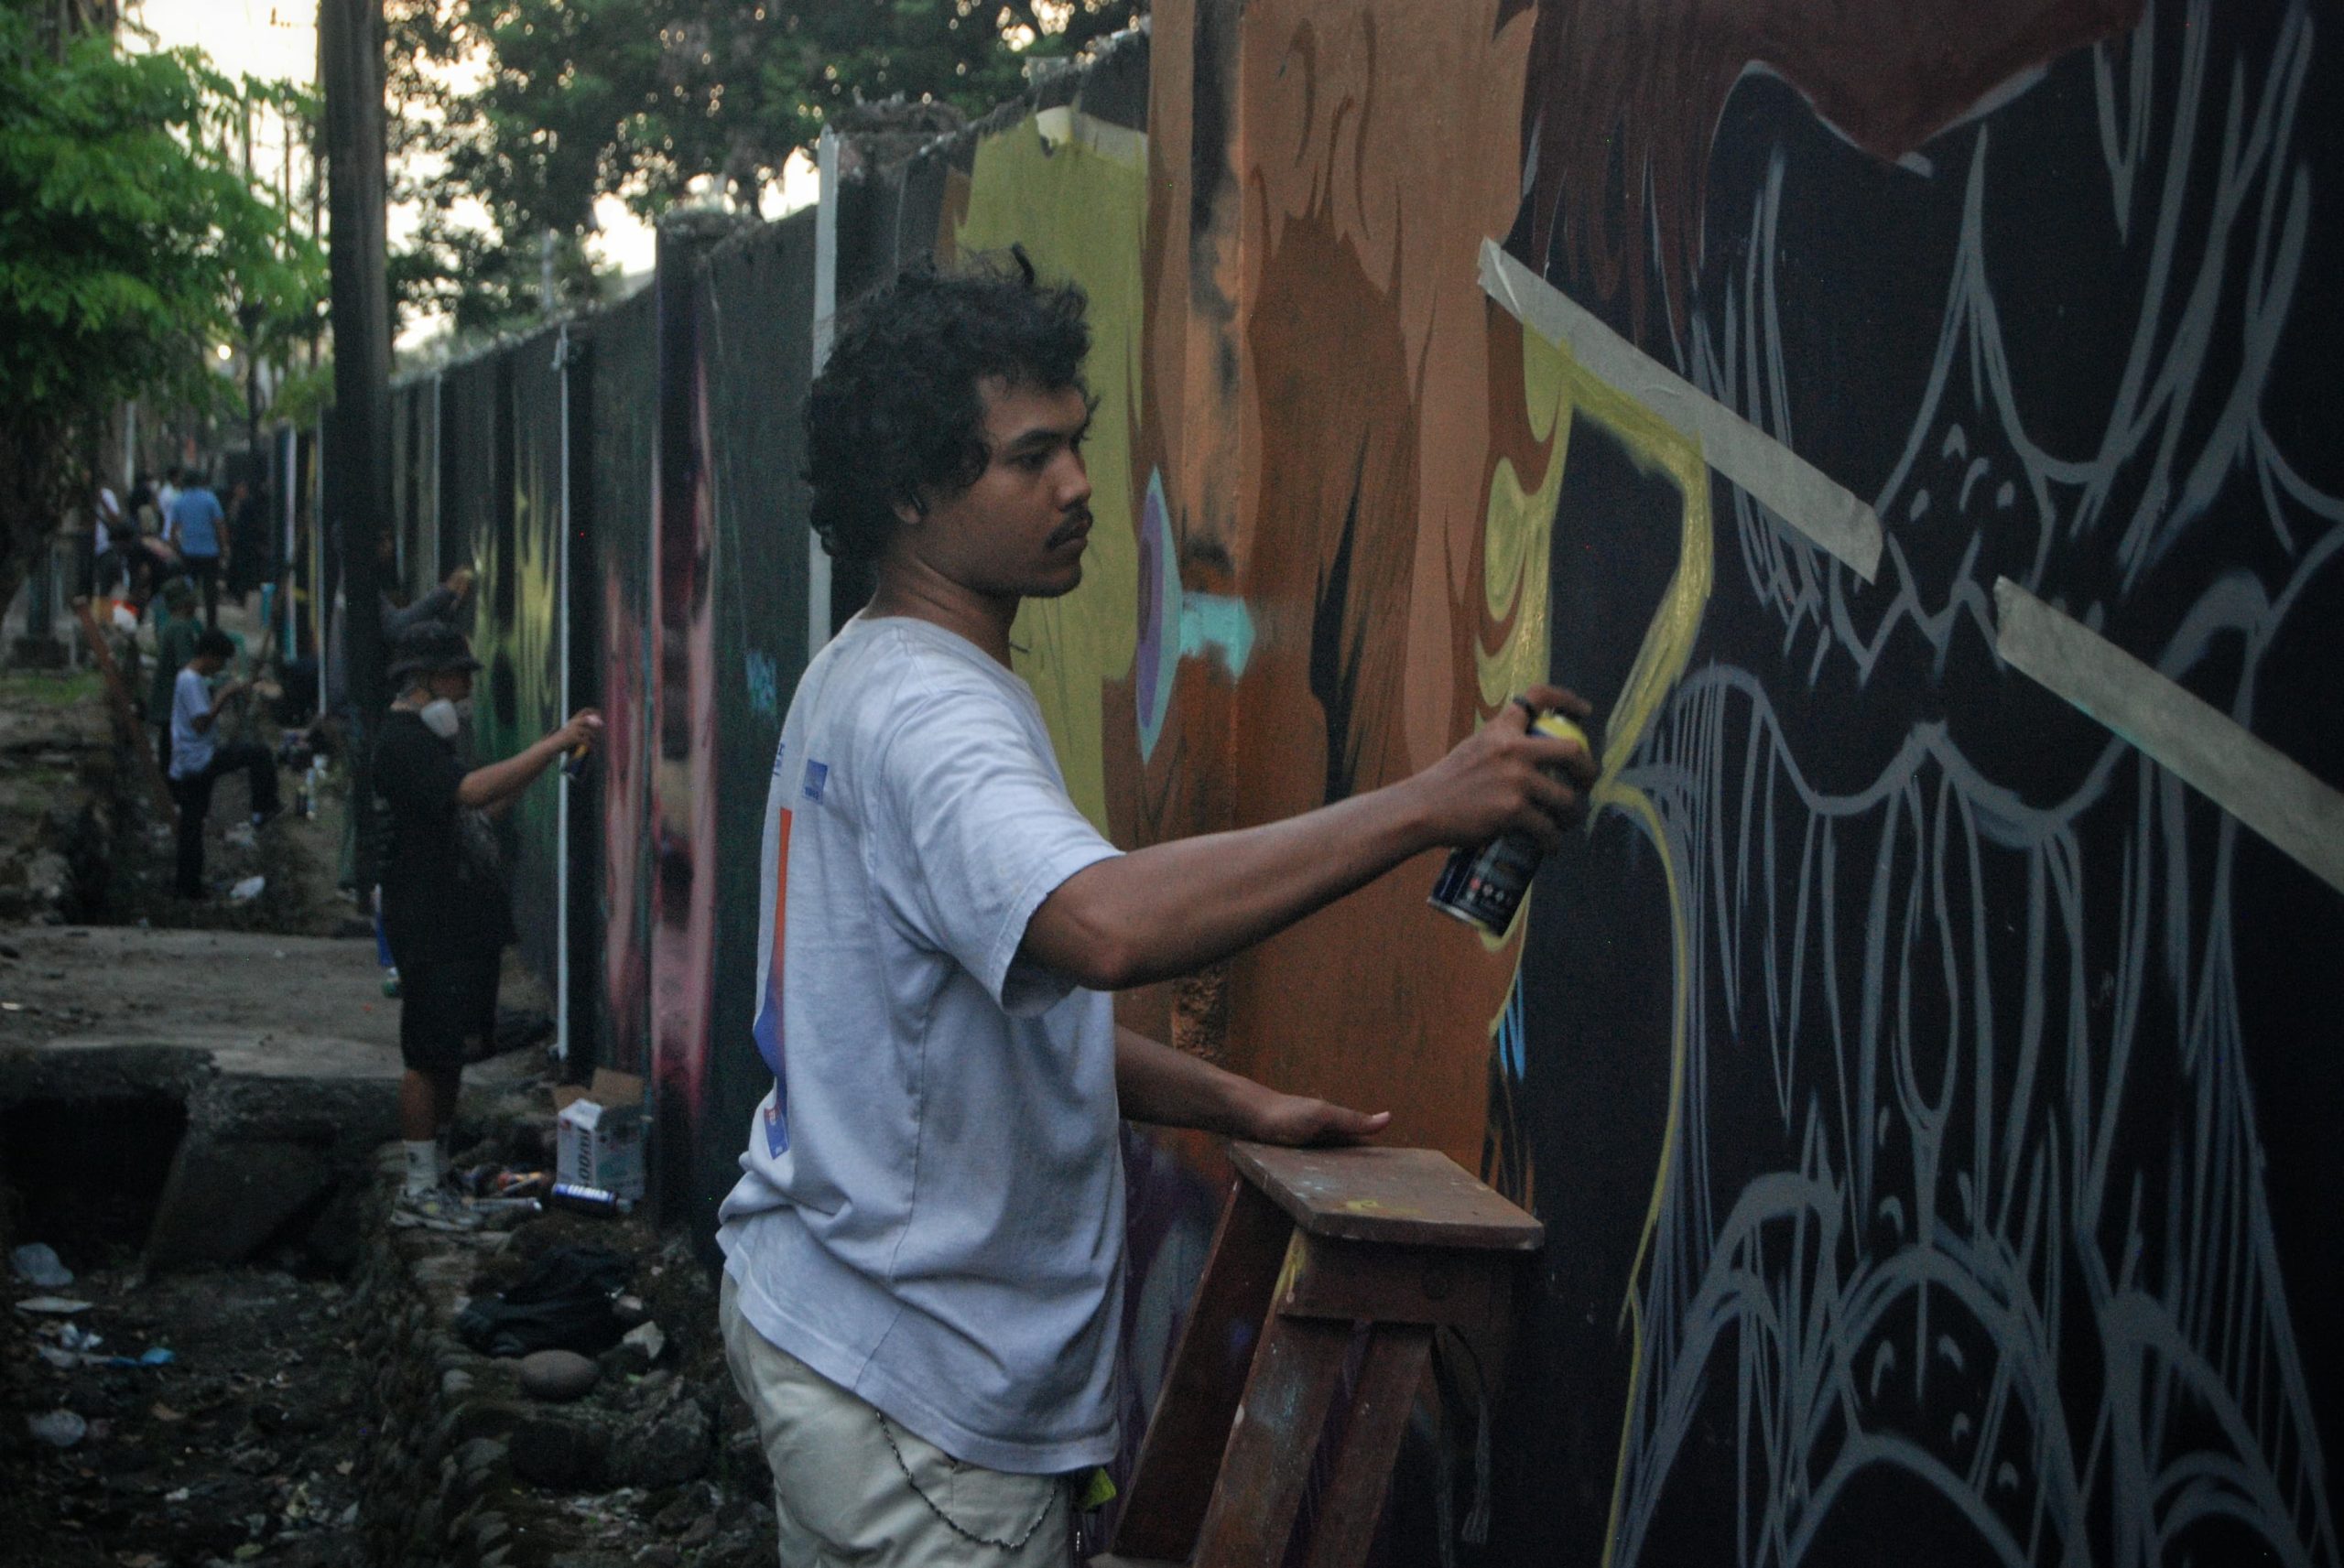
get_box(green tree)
[0,3,325,607]
[385,0,1141,336]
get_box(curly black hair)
[804,247,1091,564]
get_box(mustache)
[1046,507,1094,547]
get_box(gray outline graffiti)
[1567,4,2340,1563]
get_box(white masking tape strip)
[1994,578,2344,895]
[1031,105,1145,166]
[1479,239,1883,582]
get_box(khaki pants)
[720,1273,1070,1566]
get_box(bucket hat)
[387,621,483,685]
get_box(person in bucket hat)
[373,622,601,1230]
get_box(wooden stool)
[1095,1141,1542,1568]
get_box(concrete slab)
[0,925,406,1270]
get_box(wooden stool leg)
[1113,1179,1293,1560]
[1188,1314,1352,1568]
[1301,1324,1434,1568]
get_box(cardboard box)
[553,1069,646,1200]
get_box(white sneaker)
[390,1186,482,1232]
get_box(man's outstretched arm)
[1114,1026,1387,1146]
[1025,684,1595,992]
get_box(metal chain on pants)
[874,1411,1061,1552]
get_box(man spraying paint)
[374,622,602,1231]
[715,253,1597,1563]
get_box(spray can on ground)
[1427,709,1594,936]
[549,1180,633,1215]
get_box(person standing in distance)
[373,622,602,1230]
[715,253,1597,1563]
[163,467,228,628]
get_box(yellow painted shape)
[1273,1232,1307,1302]
[956,114,1147,836]
[1472,305,1714,1568]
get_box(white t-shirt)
[168,665,214,779]
[716,613,1126,1475]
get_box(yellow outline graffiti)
[1476,308,1713,1568]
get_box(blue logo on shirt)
[801,760,829,803]
[770,741,787,779]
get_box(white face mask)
[418,697,466,739]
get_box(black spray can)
[1428,710,1593,936]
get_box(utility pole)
[320,0,389,888]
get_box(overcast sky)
[124,0,701,343]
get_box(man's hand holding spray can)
[1429,690,1601,935]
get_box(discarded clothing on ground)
[453,1245,630,1358]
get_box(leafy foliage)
[0,1,323,601]
[385,0,1141,334]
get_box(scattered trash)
[228,875,266,903]
[455,1166,551,1200]
[58,1323,103,1352]
[27,1409,86,1447]
[620,1321,666,1363]
[10,1243,72,1288]
[15,1296,93,1315]
[548,1179,632,1216]
[1,1000,22,1011]
[223,825,256,850]
[554,1070,647,1199]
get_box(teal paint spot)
[745,650,780,719]
[1136,467,1256,762]
[1179,594,1254,678]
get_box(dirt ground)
[0,631,601,1568]
[0,925,403,1050]
[2,1259,375,1568]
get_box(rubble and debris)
[26,1408,86,1446]
[10,1240,72,1286]
[620,1320,667,1364]
[520,1346,602,1402]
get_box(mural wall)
[588,287,658,1077]
[374,3,2340,1562]
[1488,4,2342,1563]
[670,212,819,1241]
[472,326,571,989]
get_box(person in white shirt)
[716,253,1596,1564]
[167,629,282,898]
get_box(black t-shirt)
[373,708,515,966]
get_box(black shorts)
[398,955,501,1073]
